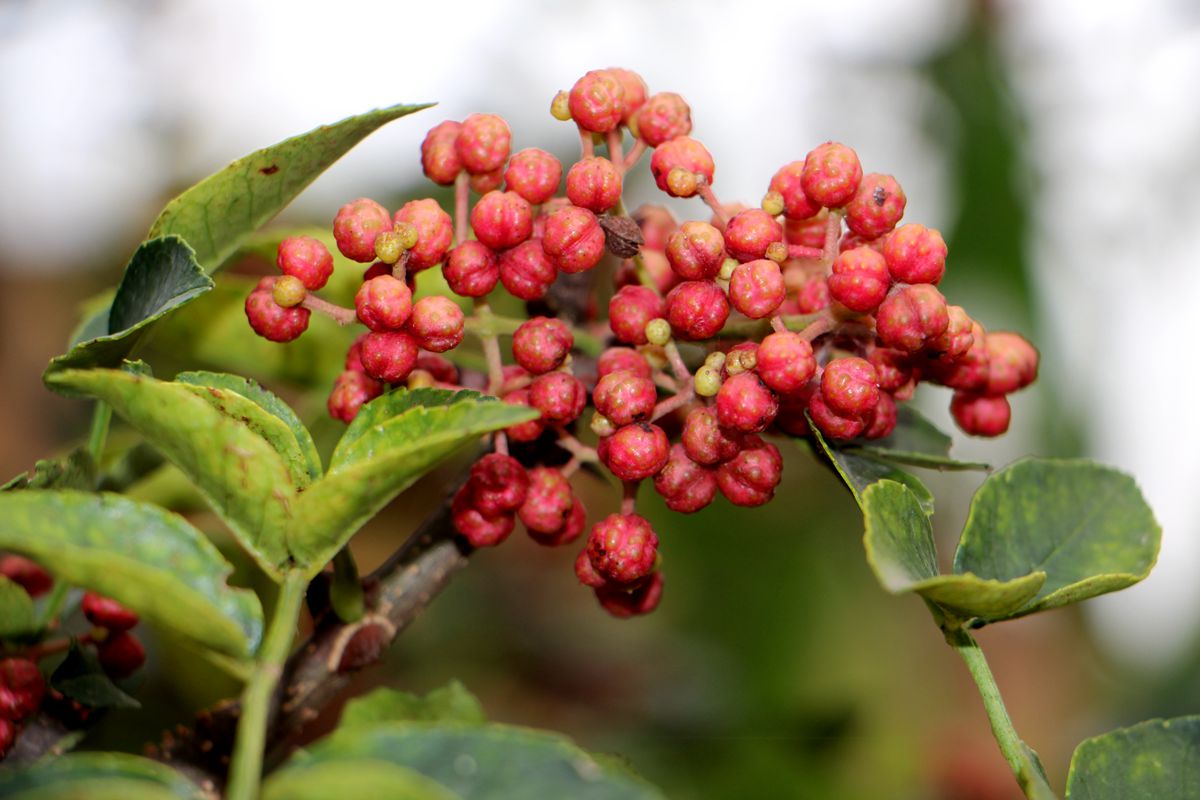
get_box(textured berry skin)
[984,332,1039,396]
[566,157,623,213]
[97,631,146,680]
[666,221,725,280]
[501,389,545,443]
[470,190,533,250]
[634,92,691,147]
[81,592,139,632]
[575,549,608,588]
[928,305,974,362]
[529,372,586,423]
[844,173,907,239]
[452,487,515,548]
[608,67,648,122]
[682,406,744,465]
[328,370,382,423]
[608,285,666,345]
[499,239,557,300]
[512,317,573,374]
[593,370,657,426]
[951,392,1011,437]
[355,274,413,331]
[868,347,915,393]
[467,454,529,517]
[362,261,390,282]
[0,555,52,598]
[455,113,511,174]
[768,161,821,220]
[603,423,670,481]
[568,69,624,133]
[333,198,393,263]
[597,347,652,379]
[729,259,785,319]
[807,391,866,440]
[774,389,814,437]
[928,320,990,392]
[245,285,310,342]
[0,719,13,757]
[863,392,898,439]
[654,444,718,513]
[882,223,947,285]
[0,659,45,719]
[829,246,890,312]
[650,137,714,197]
[821,357,881,418]
[665,280,730,340]
[360,330,419,383]
[716,436,783,507]
[786,212,831,248]
[420,120,463,185]
[394,199,454,271]
[800,142,863,208]
[408,296,465,352]
[596,572,664,618]
[470,168,504,194]
[443,241,499,298]
[518,467,574,534]
[875,284,949,352]
[586,513,659,585]
[756,331,816,394]
[723,209,784,263]
[504,148,562,205]
[541,205,605,273]
[796,275,831,313]
[716,372,779,433]
[276,236,334,290]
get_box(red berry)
[768,161,821,220]
[666,221,726,280]
[927,305,975,362]
[774,389,814,437]
[608,285,666,345]
[81,592,139,632]
[593,370,658,427]
[867,347,915,393]
[568,69,625,133]
[821,357,880,417]
[529,372,586,424]
[807,391,866,440]
[355,274,413,331]
[595,572,664,618]
[276,236,334,290]
[501,389,545,443]
[467,454,529,517]
[716,372,779,433]
[452,487,515,548]
[844,173,907,239]
[654,444,718,513]
[0,555,52,598]
[566,157,623,214]
[724,209,783,263]
[245,285,310,343]
[665,280,730,340]
[597,347,652,380]
[504,148,563,206]
[499,239,557,300]
[0,658,44,720]
[469,168,505,194]
[882,223,947,285]
[795,274,831,313]
[984,332,1039,395]
[951,392,1011,437]
[417,353,459,385]
[328,370,382,423]
[634,92,691,147]
[929,321,990,392]
[408,296,464,352]
[586,513,659,585]
[456,113,511,174]
[756,331,816,395]
[875,284,949,352]
[541,205,606,273]
[443,241,500,298]
[682,406,744,465]
[359,330,419,383]
[786,211,832,248]
[512,317,574,374]
[0,719,14,757]
[606,67,648,123]
[603,423,670,481]
[716,436,782,507]
[800,142,863,208]
[394,198,453,271]
[518,467,573,532]
[333,198,392,263]
[420,120,463,186]
[863,392,898,439]
[470,190,533,251]
[828,246,890,312]
[362,261,390,282]
[575,548,608,588]
[97,632,145,680]
[729,259,785,319]
[650,136,715,197]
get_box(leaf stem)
[226,572,306,800]
[330,547,364,623]
[87,401,112,463]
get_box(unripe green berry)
[761,190,785,217]
[704,351,726,371]
[591,412,616,438]
[765,241,788,263]
[272,275,307,308]
[374,231,404,264]
[694,365,722,396]
[551,90,571,121]
[645,318,672,346]
[718,258,738,281]
[407,369,436,389]
[666,168,698,197]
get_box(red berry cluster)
[244,68,1037,618]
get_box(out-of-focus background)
[2,0,1199,797]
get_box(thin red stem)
[622,140,647,172]
[454,172,470,245]
[620,481,638,515]
[579,125,594,159]
[557,431,598,463]
[798,315,836,342]
[788,244,825,261]
[697,182,729,227]
[606,130,624,170]
[473,298,504,394]
[652,389,693,422]
[822,211,842,266]
[664,341,691,383]
[301,294,357,326]
[770,315,788,334]
[391,250,410,283]
[493,431,509,456]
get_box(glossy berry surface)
[276,235,334,290]
[586,513,659,585]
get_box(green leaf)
[809,424,935,515]
[0,490,262,657]
[1066,716,1200,798]
[50,642,141,709]
[845,406,989,471]
[293,723,665,799]
[2,448,96,492]
[45,237,213,375]
[263,760,458,800]
[0,576,37,638]
[289,390,537,575]
[175,370,323,484]
[862,481,1045,619]
[954,458,1160,617]
[46,368,297,578]
[0,752,207,799]
[340,683,487,731]
[147,103,432,273]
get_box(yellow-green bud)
[666,167,698,197]
[761,190,785,217]
[393,221,419,251]
[590,412,616,438]
[704,351,727,372]
[406,369,435,390]
[550,91,571,121]
[765,241,788,263]
[718,257,738,282]
[645,318,671,347]
[374,231,403,265]
[272,275,307,308]
[694,365,722,397]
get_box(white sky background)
[1,0,1198,669]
